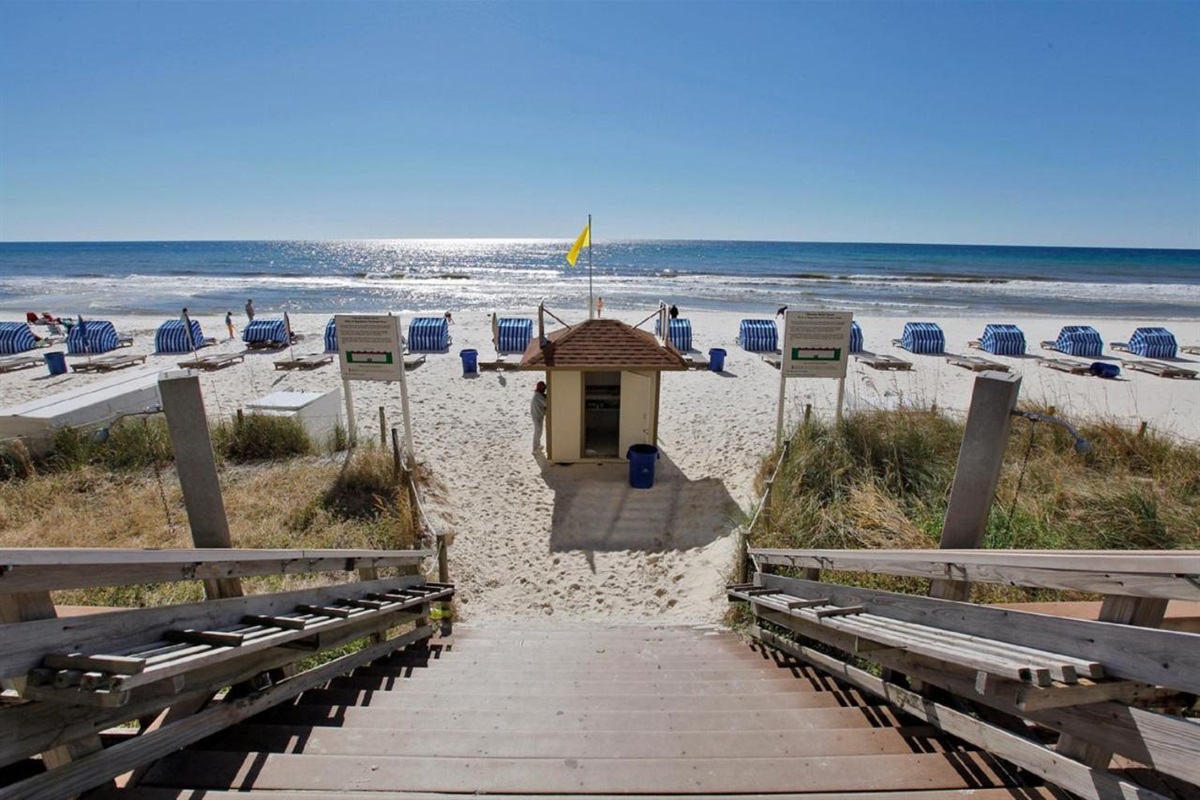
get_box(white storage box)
[244,389,343,447]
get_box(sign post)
[775,311,854,448]
[335,314,415,461]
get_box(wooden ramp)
[109,625,1057,798]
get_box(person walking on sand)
[530,380,547,453]
[245,299,255,322]
[776,305,788,319]
[225,311,235,340]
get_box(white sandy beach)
[2,308,1198,624]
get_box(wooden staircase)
[103,624,1058,798]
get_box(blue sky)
[1,1,1197,247]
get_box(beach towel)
[1055,325,1103,358]
[0,323,38,355]
[408,317,450,352]
[154,319,205,354]
[496,318,533,354]
[324,318,338,353]
[850,320,864,354]
[738,319,777,352]
[980,323,1026,356]
[899,322,945,354]
[67,320,120,354]
[1128,327,1177,359]
[654,317,692,351]
[243,318,289,346]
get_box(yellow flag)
[565,223,590,267]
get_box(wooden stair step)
[196,723,948,759]
[342,667,814,683]
[139,750,1015,794]
[252,705,906,732]
[325,675,868,697]
[95,789,1061,800]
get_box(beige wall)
[547,370,582,461]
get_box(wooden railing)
[732,547,1200,800]
[0,547,449,800]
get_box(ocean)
[1,239,1197,319]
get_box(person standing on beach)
[225,311,235,340]
[245,299,255,322]
[530,380,547,453]
[669,304,679,320]
[596,297,605,317]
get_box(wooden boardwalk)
[105,625,1058,798]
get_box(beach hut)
[1128,327,1178,359]
[738,319,777,352]
[0,323,37,355]
[67,320,120,355]
[324,318,338,353]
[495,317,533,355]
[898,322,945,354]
[850,320,864,354]
[154,319,205,354]
[654,317,693,352]
[521,318,687,463]
[980,324,1026,356]
[1055,325,1103,358]
[408,317,451,353]
[243,318,289,347]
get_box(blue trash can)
[44,351,67,376]
[1089,362,1120,379]
[708,348,726,372]
[459,348,478,376]
[627,444,660,489]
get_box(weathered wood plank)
[92,788,1063,800]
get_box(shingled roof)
[520,318,689,371]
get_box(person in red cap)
[530,380,547,453]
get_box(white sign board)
[781,311,853,379]
[335,314,404,382]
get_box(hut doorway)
[583,371,621,458]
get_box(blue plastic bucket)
[708,348,726,372]
[627,444,660,489]
[459,348,479,376]
[1089,362,1120,379]
[44,351,67,376]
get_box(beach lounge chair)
[243,318,290,350]
[407,317,451,353]
[154,318,207,354]
[738,319,777,353]
[67,320,122,355]
[854,352,913,371]
[71,353,148,373]
[0,354,42,373]
[977,323,1026,356]
[274,353,334,370]
[894,322,945,354]
[1182,345,1200,356]
[945,354,1010,372]
[183,350,247,371]
[404,352,427,369]
[1046,325,1103,357]
[324,318,338,353]
[0,322,38,355]
[1037,357,1093,375]
[849,320,864,354]
[1119,359,1197,379]
[1114,327,1178,359]
[653,317,693,352]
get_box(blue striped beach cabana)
[243,318,288,346]
[850,320,864,354]
[1056,325,1102,358]
[496,318,533,354]
[324,318,338,353]
[67,320,120,355]
[653,318,692,352]
[980,324,1026,356]
[0,322,37,355]
[899,322,945,354]
[408,317,450,352]
[738,319,777,352]
[1128,327,1177,359]
[154,319,204,354]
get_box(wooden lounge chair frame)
[70,353,148,373]
[0,354,43,373]
[1040,340,1061,352]
[945,354,1010,373]
[404,353,427,369]
[1181,345,1200,356]
[1119,358,1197,380]
[274,353,334,371]
[1037,357,1091,375]
[182,350,247,371]
[761,353,782,369]
[246,339,288,351]
[854,352,913,371]
[478,359,521,371]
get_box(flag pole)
[587,214,594,320]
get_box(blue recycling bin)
[1089,362,1120,379]
[708,348,726,372]
[627,444,660,489]
[459,348,479,376]
[43,351,67,376]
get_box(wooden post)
[1138,421,1148,438]
[391,428,402,477]
[929,371,1022,601]
[804,404,812,425]
[379,406,387,447]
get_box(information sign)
[781,311,854,379]
[335,314,404,382]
